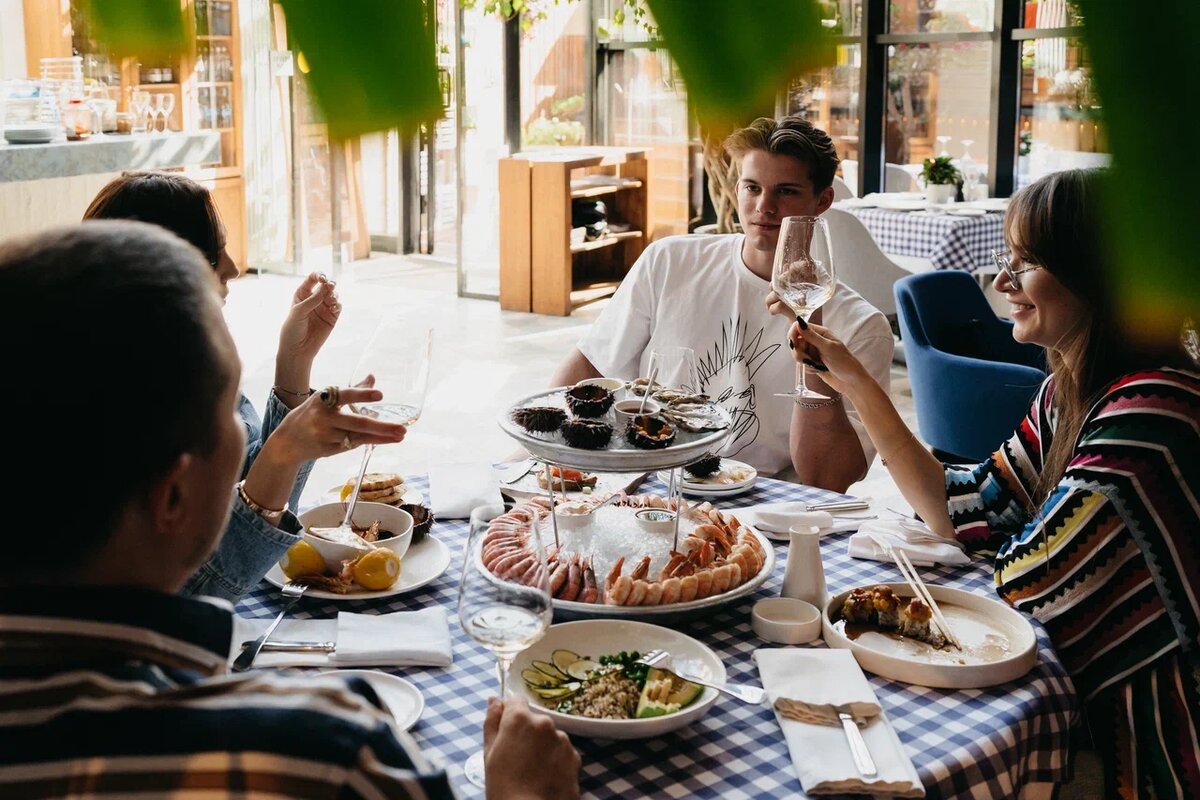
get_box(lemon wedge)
[352,548,401,590]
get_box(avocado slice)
[639,667,703,709]
[635,674,682,719]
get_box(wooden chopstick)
[885,544,963,650]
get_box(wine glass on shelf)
[458,503,553,787]
[771,215,837,399]
[131,89,151,133]
[647,346,700,394]
[157,92,176,133]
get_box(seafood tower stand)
[500,381,734,547]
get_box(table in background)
[239,475,1077,799]
[838,203,1006,274]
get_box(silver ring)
[340,435,352,450]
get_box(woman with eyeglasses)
[83,172,407,601]
[788,169,1199,798]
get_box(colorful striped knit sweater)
[945,368,1200,799]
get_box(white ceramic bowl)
[514,619,723,739]
[614,398,661,422]
[633,507,676,534]
[299,501,413,565]
[823,582,1038,689]
[553,505,593,532]
[752,597,822,644]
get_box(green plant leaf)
[82,0,187,59]
[1076,1,1199,342]
[645,0,833,133]
[278,0,442,140]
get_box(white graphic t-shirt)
[579,234,894,478]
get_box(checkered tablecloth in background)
[842,206,1006,273]
[239,475,1078,799]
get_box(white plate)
[823,583,1038,689]
[944,207,988,216]
[514,620,724,739]
[657,459,757,496]
[500,387,732,472]
[875,199,928,212]
[321,669,423,730]
[265,533,451,601]
[499,468,646,501]
[316,483,424,508]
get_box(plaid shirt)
[0,588,455,799]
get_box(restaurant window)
[889,0,995,34]
[520,1,589,148]
[783,45,862,168]
[886,41,992,174]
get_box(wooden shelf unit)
[499,147,649,316]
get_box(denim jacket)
[181,390,314,602]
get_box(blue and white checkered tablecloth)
[842,206,1006,273]
[239,475,1077,799]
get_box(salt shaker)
[781,524,827,608]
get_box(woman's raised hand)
[274,273,340,401]
[789,318,868,396]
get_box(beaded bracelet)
[794,394,842,410]
[235,480,289,525]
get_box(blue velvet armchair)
[894,271,1047,464]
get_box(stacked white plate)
[657,458,758,498]
[4,124,58,144]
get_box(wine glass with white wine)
[458,503,552,787]
[771,215,837,399]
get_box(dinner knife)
[239,640,336,653]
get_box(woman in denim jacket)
[84,172,407,600]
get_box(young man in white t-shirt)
[549,117,894,491]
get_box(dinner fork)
[497,459,537,484]
[232,582,307,672]
[635,649,765,704]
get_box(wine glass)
[770,216,837,399]
[157,92,176,132]
[959,139,981,199]
[316,322,432,540]
[936,135,951,157]
[647,346,700,394]
[131,90,151,133]
[458,503,553,787]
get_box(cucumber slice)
[551,649,582,674]
[532,684,580,700]
[566,659,602,681]
[521,667,560,688]
[531,660,570,682]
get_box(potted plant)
[920,156,961,204]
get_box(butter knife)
[240,640,336,653]
[837,705,877,777]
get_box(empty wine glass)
[158,92,175,132]
[647,346,700,394]
[770,216,837,399]
[959,139,981,199]
[458,503,552,787]
[131,90,151,133]
[936,135,951,157]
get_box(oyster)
[560,418,613,449]
[684,453,721,478]
[565,384,615,418]
[625,414,676,449]
[662,399,730,432]
[511,405,568,433]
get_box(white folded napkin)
[755,648,924,797]
[232,608,453,669]
[848,519,970,567]
[428,462,500,519]
[729,502,865,540]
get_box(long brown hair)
[83,171,227,268]
[1008,170,1191,500]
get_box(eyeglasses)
[991,250,1043,291]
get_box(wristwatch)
[235,480,288,525]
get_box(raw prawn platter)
[481,496,774,618]
[500,385,733,472]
